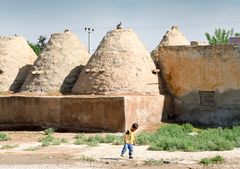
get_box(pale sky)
[1,0,240,51]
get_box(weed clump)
[144,159,164,165]
[200,155,224,165]
[44,128,56,135]
[39,128,67,147]
[0,132,10,141]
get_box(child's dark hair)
[132,123,138,129]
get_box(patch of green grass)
[39,134,54,147]
[74,134,86,145]
[79,155,95,162]
[144,159,164,165]
[39,134,66,147]
[0,132,10,141]
[136,123,240,151]
[1,144,18,149]
[44,128,56,135]
[74,134,123,146]
[200,155,225,165]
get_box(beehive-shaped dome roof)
[72,29,159,95]
[159,26,190,46]
[21,30,90,93]
[0,36,37,92]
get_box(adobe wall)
[0,95,164,132]
[124,96,164,129]
[152,45,240,126]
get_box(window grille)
[198,91,215,106]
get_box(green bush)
[44,128,56,135]
[136,132,153,145]
[148,137,194,151]
[39,134,66,147]
[182,123,193,133]
[0,133,10,141]
[235,137,240,147]
[40,135,54,147]
[74,134,86,145]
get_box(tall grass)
[137,123,240,151]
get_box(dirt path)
[0,131,240,169]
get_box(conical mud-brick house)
[159,26,189,46]
[0,36,37,92]
[21,30,90,93]
[72,29,159,95]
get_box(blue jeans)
[121,144,133,157]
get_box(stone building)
[72,28,159,95]
[70,28,164,131]
[21,30,90,93]
[158,26,190,46]
[0,29,164,132]
[0,36,37,92]
[152,44,240,126]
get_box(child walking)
[120,123,138,159]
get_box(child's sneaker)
[129,156,134,159]
[120,154,124,157]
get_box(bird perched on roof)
[116,22,122,29]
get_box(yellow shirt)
[124,129,136,144]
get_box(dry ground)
[0,131,240,169]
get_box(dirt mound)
[21,30,89,93]
[72,29,159,95]
[0,36,37,92]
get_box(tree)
[37,35,47,50]
[205,28,240,45]
[28,41,41,56]
[28,35,47,56]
